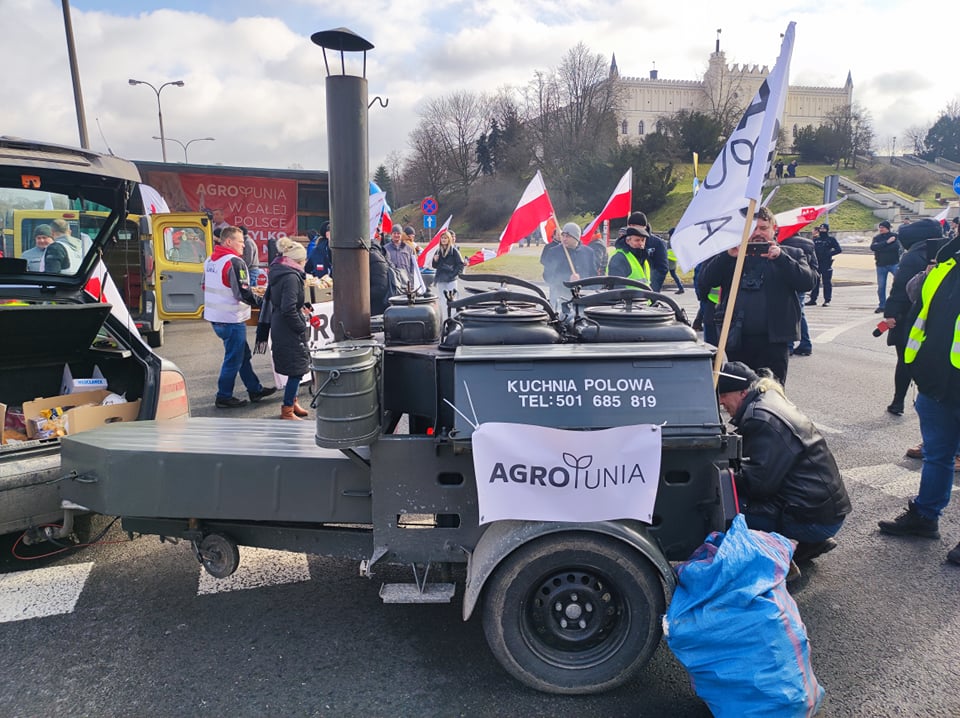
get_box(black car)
[0,137,189,543]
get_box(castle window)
[621,120,628,135]
[638,121,645,135]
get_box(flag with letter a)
[670,22,795,272]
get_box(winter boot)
[280,405,302,421]
[878,501,940,539]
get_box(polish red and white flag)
[581,168,633,242]
[495,170,556,256]
[774,199,845,242]
[417,215,453,268]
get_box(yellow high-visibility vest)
[904,257,960,368]
[612,249,651,283]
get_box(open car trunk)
[0,300,151,534]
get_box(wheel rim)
[521,566,630,669]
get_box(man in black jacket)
[880,222,940,415]
[718,361,851,564]
[540,222,595,310]
[870,220,901,312]
[781,232,819,356]
[696,207,818,385]
[807,223,842,306]
[879,236,960,566]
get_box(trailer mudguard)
[462,519,676,621]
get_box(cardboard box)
[61,364,108,395]
[305,284,333,304]
[23,390,141,439]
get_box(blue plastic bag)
[663,514,824,717]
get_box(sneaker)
[886,402,904,416]
[249,386,278,403]
[215,396,248,409]
[905,442,923,459]
[804,300,817,306]
[675,288,685,294]
[786,560,802,583]
[874,307,885,313]
[793,538,838,563]
[793,347,812,356]
[947,542,960,565]
[878,503,940,539]
[822,302,830,307]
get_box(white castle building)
[613,35,853,144]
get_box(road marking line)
[197,546,310,595]
[842,463,952,500]
[0,562,94,623]
[813,316,876,344]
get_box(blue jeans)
[742,511,844,543]
[212,322,262,400]
[913,392,960,519]
[282,375,302,407]
[876,264,898,308]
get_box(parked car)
[0,137,189,543]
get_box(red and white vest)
[203,254,250,323]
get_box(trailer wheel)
[199,533,240,578]
[481,533,665,695]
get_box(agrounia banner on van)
[140,169,297,246]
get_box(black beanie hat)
[717,361,759,394]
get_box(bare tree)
[417,91,491,202]
[405,123,448,203]
[522,44,620,207]
[824,103,875,169]
[903,125,929,156]
[699,55,752,135]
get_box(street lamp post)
[152,136,214,163]
[891,136,897,163]
[128,78,185,162]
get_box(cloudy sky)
[6,0,957,173]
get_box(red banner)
[140,170,298,260]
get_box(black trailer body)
[61,312,741,695]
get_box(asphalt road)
[1,265,959,717]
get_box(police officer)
[879,236,960,566]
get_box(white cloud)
[6,0,959,173]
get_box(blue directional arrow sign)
[953,175,960,196]
[423,215,436,229]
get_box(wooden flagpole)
[712,197,758,388]
[556,214,577,274]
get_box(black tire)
[199,533,240,578]
[145,323,164,348]
[481,533,665,695]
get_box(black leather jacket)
[732,386,851,526]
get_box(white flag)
[368,191,386,240]
[671,22,796,272]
